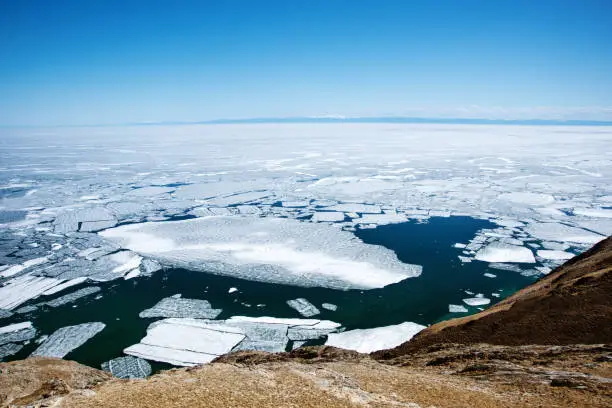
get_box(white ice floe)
[31,322,105,358]
[483,273,497,278]
[354,212,406,226]
[0,257,49,279]
[463,297,491,306]
[310,211,346,222]
[324,203,382,214]
[44,286,101,308]
[453,243,467,249]
[139,296,222,319]
[321,303,338,311]
[0,275,63,309]
[325,322,426,353]
[0,321,36,346]
[449,304,468,313]
[125,315,342,366]
[524,222,605,245]
[537,250,575,260]
[286,298,320,317]
[53,207,117,233]
[572,208,612,218]
[101,356,152,379]
[474,242,535,263]
[228,287,238,293]
[100,216,422,290]
[124,318,247,366]
[42,277,88,296]
[499,192,555,206]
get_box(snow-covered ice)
[537,250,575,260]
[139,296,222,319]
[325,322,426,353]
[100,216,422,290]
[0,321,36,345]
[463,297,491,306]
[449,304,469,313]
[310,211,346,222]
[0,275,63,309]
[31,322,105,358]
[475,242,535,263]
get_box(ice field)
[1,123,610,372]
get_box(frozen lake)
[1,123,610,371]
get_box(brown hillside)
[375,236,612,359]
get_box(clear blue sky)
[1,0,611,126]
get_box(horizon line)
[3,116,612,129]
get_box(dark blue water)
[6,216,535,370]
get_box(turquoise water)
[7,216,535,370]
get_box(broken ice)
[101,356,152,379]
[286,298,320,317]
[139,295,222,319]
[325,321,426,353]
[31,322,105,358]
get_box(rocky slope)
[1,237,611,407]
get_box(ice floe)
[474,242,535,263]
[125,316,341,366]
[483,273,497,278]
[463,297,491,306]
[228,287,238,294]
[325,322,426,353]
[44,286,101,308]
[124,318,247,366]
[524,223,605,245]
[310,211,346,222]
[0,275,63,309]
[101,356,152,379]
[139,296,222,319]
[100,216,422,290]
[286,298,320,317]
[321,303,338,311]
[31,322,105,358]
[448,304,469,313]
[0,321,36,345]
[537,250,575,260]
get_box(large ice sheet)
[139,295,222,319]
[0,275,63,309]
[100,216,422,290]
[124,318,245,366]
[325,322,426,353]
[31,322,105,358]
[474,242,535,263]
[524,223,605,245]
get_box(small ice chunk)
[325,322,426,353]
[31,322,105,358]
[458,256,472,263]
[449,304,468,313]
[101,356,152,379]
[475,242,535,263]
[286,298,320,317]
[536,250,574,260]
[228,287,238,294]
[463,297,491,306]
[453,243,467,249]
[0,342,24,359]
[139,296,222,319]
[483,273,497,278]
[321,303,338,311]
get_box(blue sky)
[1,0,611,126]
